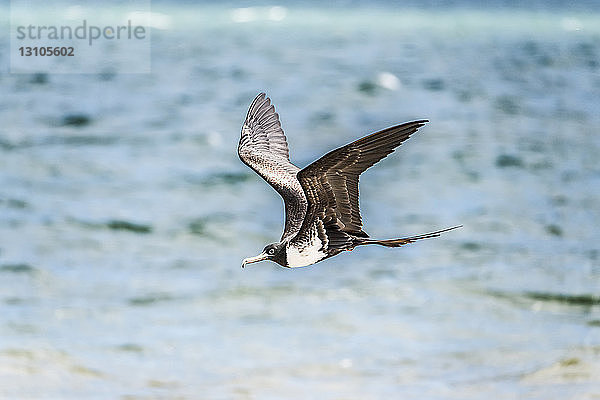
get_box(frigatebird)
[239,93,459,268]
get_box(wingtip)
[251,92,267,106]
[412,119,429,133]
[247,92,271,120]
[259,92,272,107]
[405,119,429,130]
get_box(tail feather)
[357,225,462,248]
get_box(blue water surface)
[0,2,599,399]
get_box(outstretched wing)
[238,93,307,242]
[295,120,428,249]
[238,93,291,162]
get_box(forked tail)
[356,225,462,248]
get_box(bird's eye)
[267,248,276,255]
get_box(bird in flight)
[239,93,460,268]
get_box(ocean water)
[1,3,600,399]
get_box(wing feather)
[238,93,307,242]
[295,120,428,249]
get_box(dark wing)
[238,93,308,242]
[296,120,428,249]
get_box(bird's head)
[242,242,287,268]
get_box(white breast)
[286,235,327,268]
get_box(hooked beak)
[241,252,268,268]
